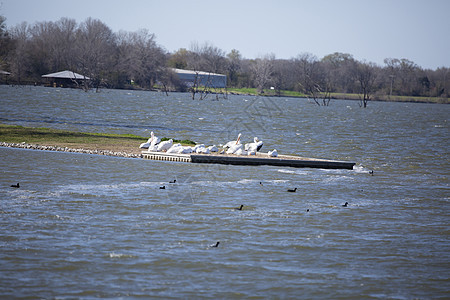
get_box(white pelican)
[157,139,173,152]
[197,147,210,154]
[234,147,248,155]
[247,149,256,155]
[195,144,210,154]
[149,132,161,146]
[226,143,243,154]
[223,133,242,149]
[245,137,263,152]
[179,146,193,154]
[268,149,278,157]
[139,134,153,149]
[148,144,158,151]
[192,144,205,152]
[255,138,263,151]
[208,145,219,152]
[166,143,182,153]
[139,131,161,149]
[139,140,151,149]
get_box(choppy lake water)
[0,85,449,298]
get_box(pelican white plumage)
[255,138,263,151]
[234,147,248,156]
[223,133,242,149]
[148,144,158,151]
[194,144,210,154]
[197,147,210,154]
[139,140,151,149]
[149,132,161,146]
[166,143,182,153]
[179,146,193,154]
[268,149,278,157]
[157,139,173,152]
[140,131,161,149]
[208,145,218,152]
[139,132,153,149]
[226,143,243,154]
[192,144,205,152]
[245,137,263,152]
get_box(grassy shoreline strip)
[0,124,144,145]
[224,88,448,104]
[0,124,195,155]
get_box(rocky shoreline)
[0,141,143,159]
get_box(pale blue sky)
[1,0,449,69]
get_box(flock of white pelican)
[140,132,278,157]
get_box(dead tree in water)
[190,71,200,100]
[295,53,331,106]
[190,71,226,100]
[355,61,378,108]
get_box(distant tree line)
[0,16,449,103]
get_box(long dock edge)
[142,151,355,170]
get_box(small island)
[0,124,355,169]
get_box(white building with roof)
[42,70,90,88]
[172,68,226,88]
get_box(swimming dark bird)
[10,183,20,188]
[210,241,220,248]
[235,205,244,211]
[287,188,297,192]
[169,179,176,183]
[369,170,374,176]
[306,209,310,212]
[342,202,348,207]
[259,181,263,186]
[159,186,165,189]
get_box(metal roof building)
[42,70,90,80]
[172,68,226,88]
[42,70,90,88]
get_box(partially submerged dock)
[141,151,355,169]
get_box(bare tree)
[321,52,357,94]
[0,15,13,70]
[51,18,78,71]
[116,29,166,89]
[354,61,378,108]
[75,18,116,91]
[28,21,56,76]
[252,53,274,94]
[226,49,241,87]
[272,59,291,96]
[294,53,327,105]
[188,41,226,73]
[186,42,227,99]
[8,22,30,84]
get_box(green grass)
[0,124,196,149]
[224,88,448,104]
[160,137,195,145]
[328,93,448,104]
[158,84,447,103]
[0,124,143,144]
[226,87,307,98]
